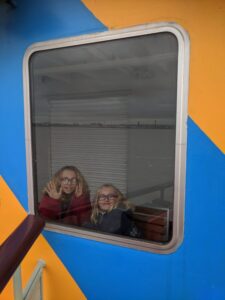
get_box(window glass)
[28,29,183,249]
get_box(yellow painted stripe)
[0,176,86,300]
[82,0,225,153]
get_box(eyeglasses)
[61,177,77,185]
[98,194,118,201]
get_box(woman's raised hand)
[75,182,83,197]
[44,180,62,199]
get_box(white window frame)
[23,22,190,254]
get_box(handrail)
[127,181,173,200]
[0,214,45,293]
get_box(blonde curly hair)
[44,165,89,200]
[91,184,132,224]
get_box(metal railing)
[127,181,173,203]
[0,215,45,299]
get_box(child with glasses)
[84,184,142,238]
[38,166,91,226]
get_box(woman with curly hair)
[39,165,91,226]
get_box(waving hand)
[44,180,62,200]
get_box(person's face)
[97,187,118,212]
[60,169,77,194]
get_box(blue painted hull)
[0,1,224,299]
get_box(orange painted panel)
[82,0,225,153]
[0,177,86,300]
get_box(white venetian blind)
[51,126,128,200]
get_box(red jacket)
[38,193,91,226]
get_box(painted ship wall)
[0,1,225,299]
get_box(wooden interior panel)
[133,206,170,243]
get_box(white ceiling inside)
[30,32,178,125]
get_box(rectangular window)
[24,23,189,253]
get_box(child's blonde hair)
[91,184,132,224]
